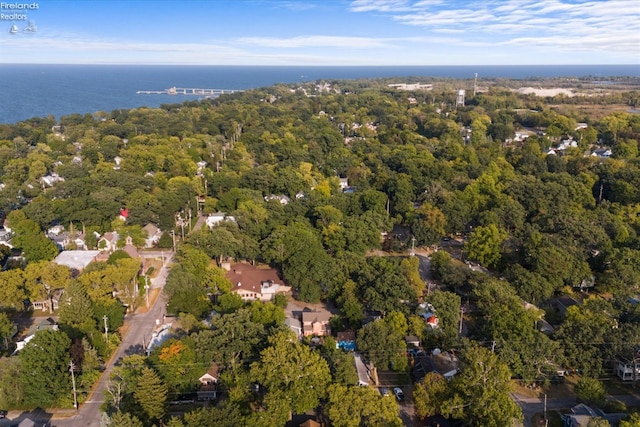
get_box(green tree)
[58,280,96,336]
[357,319,407,372]
[464,223,506,268]
[134,367,168,422]
[325,384,402,427]
[0,357,23,408]
[9,217,58,262]
[193,308,265,369]
[411,202,447,246]
[182,403,246,427]
[587,418,611,427]
[0,312,15,350]
[164,264,211,317]
[249,300,285,327]
[414,372,449,419]
[619,412,640,427]
[250,330,331,415]
[442,344,522,427]
[24,261,71,314]
[575,377,606,407]
[149,338,200,395]
[0,269,28,311]
[427,290,461,345]
[336,279,364,326]
[109,411,144,427]
[19,329,72,407]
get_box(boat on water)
[9,24,18,34]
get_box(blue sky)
[1,0,638,65]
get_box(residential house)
[119,208,129,222]
[405,336,420,349]
[53,250,101,273]
[142,223,162,248]
[122,236,140,259]
[302,310,331,337]
[197,363,218,401]
[40,172,65,188]
[0,228,11,245]
[554,295,580,318]
[615,356,640,382]
[339,177,349,191]
[418,303,439,329]
[354,352,372,386]
[299,419,321,427]
[591,148,612,158]
[562,403,626,427]
[264,194,291,205]
[226,263,290,302]
[556,138,578,151]
[32,288,64,312]
[196,161,207,176]
[285,317,303,338]
[13,318,59,354]
[412,348,460,382]
[98,231,119,252]
[205,212,236,229]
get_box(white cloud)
[348,0,640,60]
[235,35,391,48]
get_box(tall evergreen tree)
[134,367,168,423]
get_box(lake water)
[1,64,638,124]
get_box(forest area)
[0,75,639,427]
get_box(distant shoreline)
[1,64,638,125]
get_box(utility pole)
[544,393,548,427]
[70,361,78,414]
[145,276,150,308]
[103,315,108,344]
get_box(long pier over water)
[136,86,242,96]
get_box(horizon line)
[1,62,638,67]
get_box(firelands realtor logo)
[2,2,39,34]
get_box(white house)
[205,213,235,229]
[264,194,291,205]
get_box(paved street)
[63,253,173,427]
[0,253,173,427]
[513,392,640,427]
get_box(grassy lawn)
[512,376,577,399]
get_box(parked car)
[0,410,7,419]
[379,387,390,397]
[393,387,405,401]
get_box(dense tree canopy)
[0,75,639,422]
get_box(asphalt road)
[513,392,640,427]
[0,253,174,427]
[59,255,172,427]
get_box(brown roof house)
[197,363,219,401]
[302,310,331,337]
[226,263,290,302]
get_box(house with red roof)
[225,263,291,302]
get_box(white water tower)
[456,89,465,107]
